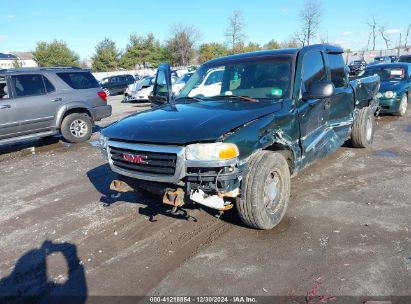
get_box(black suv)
[99,74,135,96]
[0,67,112,144]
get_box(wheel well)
[263,142,294,174]
[60,108,92,127]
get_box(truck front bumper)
[378,96,401,114]
[105,140,243,198]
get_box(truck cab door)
[149,63,173,107]
[325,54,354,146]
[297,50,332,163]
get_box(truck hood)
[379,81,407,92]
[102,100,283,144]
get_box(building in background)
[0,52,37,68]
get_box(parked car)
[100,44,380,230]
[100,74,135,96]
[389,55,399,62]
[398,55,411,63]
[363,63,411,116]
[0,67,111,144]
[171,72,194,95]
[370,56,392,65]
[123,76,155,102]
[348,60,367,76]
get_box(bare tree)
[295,30,307,47]
[298,0,322,46]
[405,24,411,48]
[379,24,391,49]
[225,10,246,53]
[366,32,372,51]
[165,24,201,66]
[366,16,377,51]
[319,32,329,44]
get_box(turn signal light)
[219,144,239,160]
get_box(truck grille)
[109,145,177,176]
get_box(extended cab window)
[327,54,346,88]
[57,72,99,89]
[302,51,326,92]
[11,74,46,97]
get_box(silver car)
[0,67,112,144]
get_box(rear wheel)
[61,113,92,143]
[237,151,290,230]
[397,94,408,116]
[351,106,375,148]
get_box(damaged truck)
[99,44,380,230]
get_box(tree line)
[30,1,312,72]
[29,1,410,72]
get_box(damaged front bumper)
[106,140,243,211]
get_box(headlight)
[376,92,382,98]
[384,91,395,99]
[99,134,108,149]
[186,143,239,161]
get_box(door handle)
[0,104,11,109]
[52,97,63,102]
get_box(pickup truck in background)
[99,44,380,230]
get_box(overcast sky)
[1,0,410,58]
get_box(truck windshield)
[364,66,406,81]
[177,57,293,101]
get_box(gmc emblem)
[121,153,148,165]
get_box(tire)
[397,94,408,117]
[61,113,93,143]
[351,106,375,148]
[237,151,291,230]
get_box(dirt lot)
[0,95,410,302]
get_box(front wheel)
[61,113,92,143]
[237,151,291,230]
[397,94,408,117]
[351,106,375,148]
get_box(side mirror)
[303,81,335,100]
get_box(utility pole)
[398,33,401,57]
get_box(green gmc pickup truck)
[99,44,380,230]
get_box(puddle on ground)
[255,217,291,237]
[373,150,400,158]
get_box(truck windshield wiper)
[175,96,203,102]
[210,95,258,102]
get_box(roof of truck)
[205,44,344,65]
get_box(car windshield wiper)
[174,96,203,102]
[210,95,258,102]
